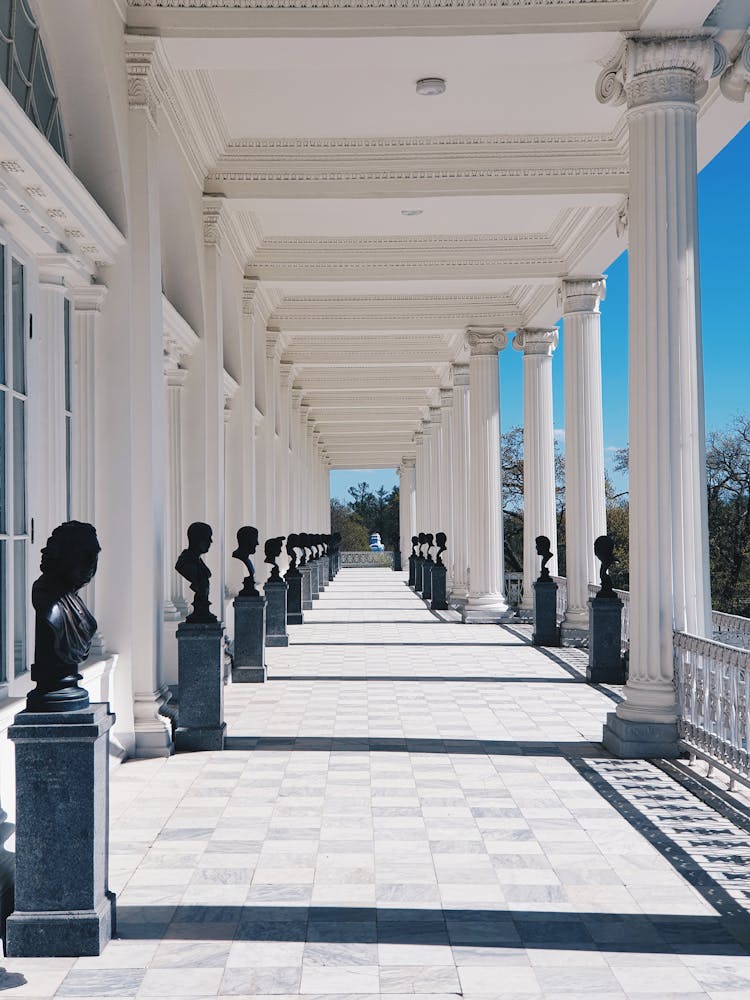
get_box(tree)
[330,481,401,551]
[706,417,750,616]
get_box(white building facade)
[0,0,748,904]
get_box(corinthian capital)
[597,35,725,110]
[466,327,507,357]
[125,36,167,130]
[559,277,606,314]
[513,328,559,357]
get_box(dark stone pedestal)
[588,597,626,684]
[320,557,329,589]
[7,704,116,956]
[285,570,303,626]
[393,549,402,572]
[408,554,416,588]
[430,563,449,610]
[422,561,434,602]
[175,621,226,750]
[310,561,320,601]
[301,565,313,610]
[233,595,266,682]
[415,557,424,593]
[265,578,289,647]
[533,580,560,647]
[602,712,680,759]
[328,554,335,581]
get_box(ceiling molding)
[208,130,629,199]
[126,0,649,38]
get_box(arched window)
[0,0,67,163]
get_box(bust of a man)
[424,532,435,563]
[176,521,217,622]
[265,536,285,581]
[411,535,419,558]
[233,526,260,597]
[27,521,101,713]
[535,535,553,583]
[286,533,301,574]
[435,532,447,567]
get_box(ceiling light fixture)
[401,209,423,216]
[416,77,446,96]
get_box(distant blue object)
[369,533,384,552]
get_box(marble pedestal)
[393,549,402,572]
[6,704,116,956]
[588,596,625,684]
[602,712,680,759]
[265,578,289,647]
[328,554,335,581]
[408,555,416,588]
[175,621,226,751]
[301,565,313,610]
[422,561,434,602]
[310,561,320,601]
[415,557,424,593]
[233,595,266,683]
[285,570,303,626]
[430,563,449,610]
[533,580,560,647]
[320,558,329,589]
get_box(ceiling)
[126,0,747,470]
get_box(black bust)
[265,536,285,581]
[435,531,447,567]
[411,535,419,558]
[594,535,617,598]
[297,532,309,565]
[233,525,260,597]
[535,535,553,583]
[417,532,427,559]
[176,521,217,623]
[425,532,435,563]
[286,533,301,573]
[27,521,101,713]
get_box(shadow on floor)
[267,675,585,684]
[223,736,602,755]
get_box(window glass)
[11,258,24,392]
[12,394,25,534]
[13,537,25,676]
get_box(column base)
[132,687,174,759]
[266,635,289,648]
[6,893,116,958]
[232,666,265,684]
[602,711,680,759]
[175,721,226,752]
[462,596,511,624]
[287,613,304,626]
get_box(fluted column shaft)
[428,406,443,538]
[561,278,607,630]
[414,431,426,532]
[604,37,714,746]
[513,329,559,609]
[463,329,509,622]
[451,365,470,601]
[401,457,416,556]
[439,388,454,589]
[164,368,188,618]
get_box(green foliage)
[330,482,400,552]
[706,416,750,616]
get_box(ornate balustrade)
[340,551,394,568]
[674,631,750,786]
[711,611,750,650]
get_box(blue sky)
[330,121,750,503]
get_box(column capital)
[291,388,304,409]
[125,36,168,130]
[559,277,606,314]
[597,34,723,110]
[242,278,260,315]
[721,38,750,102]
[72,284,109,314]
[413,430,424,446]
[401,455,416,469]
[203,196,228,249]
[513,328,559,357]
[428,405,442,425]
[452,363,470,387]
[440,387,453,408]
[279,361,295,388]
[266,329,282,361]
[466,327,508,356]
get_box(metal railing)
[674,630,750,785]
[711,610,750,650]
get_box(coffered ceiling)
[126,0,745,470]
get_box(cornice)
[208,130,629,199]
[163,295,200,370]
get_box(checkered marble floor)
[5,569,750,999]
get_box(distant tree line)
[503,414,750,616]
[330,482,400,552]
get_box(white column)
[125,39,172,756]
[240,280,259,530]
[561,278,607,632]
[402,456,416,554]
[278,362,294,534]
[428,405,443,538]
[451,364,470,602]
[513,329,559,609]
[290,389,303,529]
[299,403,311,529]
[598,36,715,757]
[463,328,510,623]
[439,388,454,589]
[414,430,425,532]
[422,416,434,534]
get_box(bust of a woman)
[27,521,101,713]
